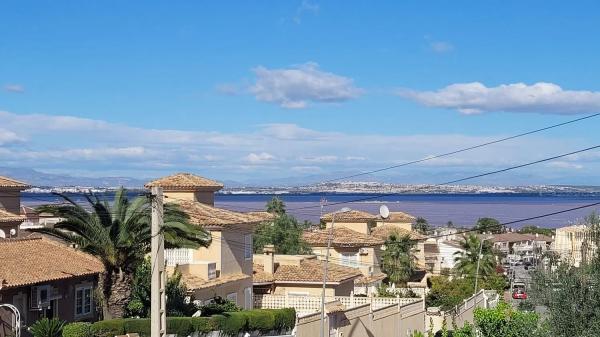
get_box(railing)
[254,294,422,314]
[165,248,193,266]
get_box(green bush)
[89,308,296,337]
[198,297,241,316]
[62,323,92,337]
[30,318,65,337]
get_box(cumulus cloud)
[294,0,319,24]
[0,129,25,145]
[0,110,597,184]
[398,82,600,115]
[250,63,362,108]
[3,84,25,93]
[244,152,276,164]
[430,41,454,53]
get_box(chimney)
[263,245,275,275]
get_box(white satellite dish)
[379,205,390,219]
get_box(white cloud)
[244,152,276,164]
[430,41,454,53]
[0,129,24,145]
[398,82,600,114]
[0,110,598,184]
[294,0,319,24]
[250,63,362,108]
[546,161,584,170]
[3,84,25,93]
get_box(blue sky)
[1,1,600,185]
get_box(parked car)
[512,289,528,300]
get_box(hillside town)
[2,172,599,337]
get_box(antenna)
[379,205,390,219]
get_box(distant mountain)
[0,167,147,188]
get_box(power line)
[311,113,600,184]
[287,144,600,212]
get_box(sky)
[1,1,600,185]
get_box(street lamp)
[320,207,351,337]
[474,236,492,295]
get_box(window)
[244,234,252,260]
[75,286,93,316]
[226,292,237,305]
[339,252,359,268]
[208,263,217,280]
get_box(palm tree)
[453,234,495,279]
[31,188,210,319]
[381,233,417,285]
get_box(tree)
[254,198,311,254]
[454,234,496,279]
[517,225,554,237]
[474,217,503,234]
[266,196,286,216]
[529,213,600,337]
[32,188,210,319]
[414,217,430,234]
[425,275,506,310]
[381,233,417,285]
[126,258,196,318]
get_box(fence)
[254,294,422,314]
[426,289,500,333]
[165,248,193,266]
[295,298,426,337]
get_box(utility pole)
[151,187,166,337]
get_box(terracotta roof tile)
[145,173,223,190]
[321,210,377,223]
[182,273,250,290]
[253,260,361,284]
[0,176,30,189]
[303,227,384,248]
[174,200,264,228]
[0,209,25,223]
[354,272,386,285]
[0,237,104,288]
[245,211,276,222]
[370,225,425,241]
[377,211,416,223]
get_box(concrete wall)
[325,222,369,234]
[311,246,381,276]
[163,191,215,206]
[0,190,20,214]
[192,277,253,309]
[295,300,426,337]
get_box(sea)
[21,192,600,229]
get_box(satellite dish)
[379,205,390,219]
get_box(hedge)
[74,308,295,337]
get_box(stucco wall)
[192,277,253,309]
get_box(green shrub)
[198,297,241,316]
[123,319,150,337]
[62,322,92,337]
[246,310,275,333]
[213,312,248,336]
[30,318,65,337]
[91,319,126,337]
[89,308,295,337]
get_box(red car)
[512,290,528,300]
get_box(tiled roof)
[182,273,250,290]
[0,176,29,189]
[491,232,554,243]
[0,237,104,288]
[355,272,386,285]
[325,300,346,313]
[321,210,377,223]
[377,211,416,223]
[174,200,265,228]
[245,211,276,222]
[302,227,385,248]
[145,173,223,190]
[0,209,25,223]
[370,225,425,241]
[253,260,361,284]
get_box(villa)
[0,176,29,239]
